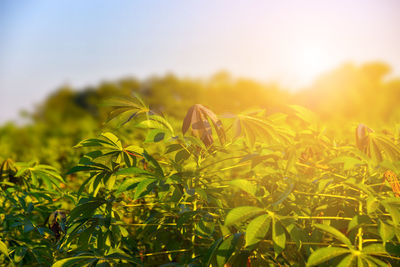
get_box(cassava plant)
[1,95,400,266]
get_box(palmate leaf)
[224,206,265,226]
[271,181,294,207]
[314,224,354,248]
[0,240,9,258]
[53,253,143,267]
[72,132,143,176]
[347,215,371,232]
[245,214,271,247]
[233,112,293,147]
[216,233,243,267]
[329,156,365,171]
[336,254,355,267]
[182,104,226,147]
[378,219,395,242]
[15,162,65,188]
[288,104,316,125]
[381,200,400,226]
[134,178,156,199]
[104,95,150,126]
[355,123,400,162]
[362,255,389,267]
[362,243,389,256]
[116,167,153,177]
[0,158,17,180]
[203,237,223,267]
[229,179,258,197]
[366,196,380,214]
[272,217,286,254]
[137,114,175,136]
[69,198,106,222]
[52,256,96,267]
[307,247,350,266]
[75,132,122,150]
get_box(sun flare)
[286,43,335,87]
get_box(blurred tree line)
[1,61,399,170]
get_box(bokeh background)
[1,0,400,167]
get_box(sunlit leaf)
[134,178,156,199]
[245,214,271,247]
[52,256,97,267]
[336,254,355,267]
[378,219,395,242]
[307,247,350,266]
[0,240,9,258]
[230,179,257,197]
[314,224,354,248]
[224,206,264,226]
[272,218,286,254]
[216,233,242,267]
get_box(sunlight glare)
[288,43,334,87]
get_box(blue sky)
[1,0,399,123]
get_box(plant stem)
[357,166,366,250]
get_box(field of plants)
[1,65,400,266]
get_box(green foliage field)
[1,63,400,266]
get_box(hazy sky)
[1,0,399,123]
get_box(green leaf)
[378,219,394,242]
[329,156,364,170]
[165,144,183,154]
[24,220,35,233]
[124,145,144,155]
[116,167,153,177]
[272,181,294,207]
[336,254,355,267]
[363,255,388,267]
[149,114,175,134]
[245,214,271,247]
[0,240,9,258]
[348,215,371,232]
[106,174,117,190]
[366,196,380,214]
[145,129,166,143]
[143,151,164,177]
[13,246,27,263]
[307,247,350,266]
[230,179,257,197]
[272,218,286,254]
[69,199,106,222]
[287,223,306,248]
[175,149,190,162]
[134,178,156,200]
[362,243,388,255]
[136,120,166,130]
[289,104,316,124]
[52,256,96,267]
[216,233,242,267]
[382,202,400,226]
[315,224,354,248]
[195,218,215,238]
[66,165,104,175]
[101,132,122,149]
[116,178,141,193]
[203,237,223,267]
[104,252,143,265]
[385,242,400,256]
[285,146,297,174]
[224,206,264,226]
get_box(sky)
[1,0,400,123]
